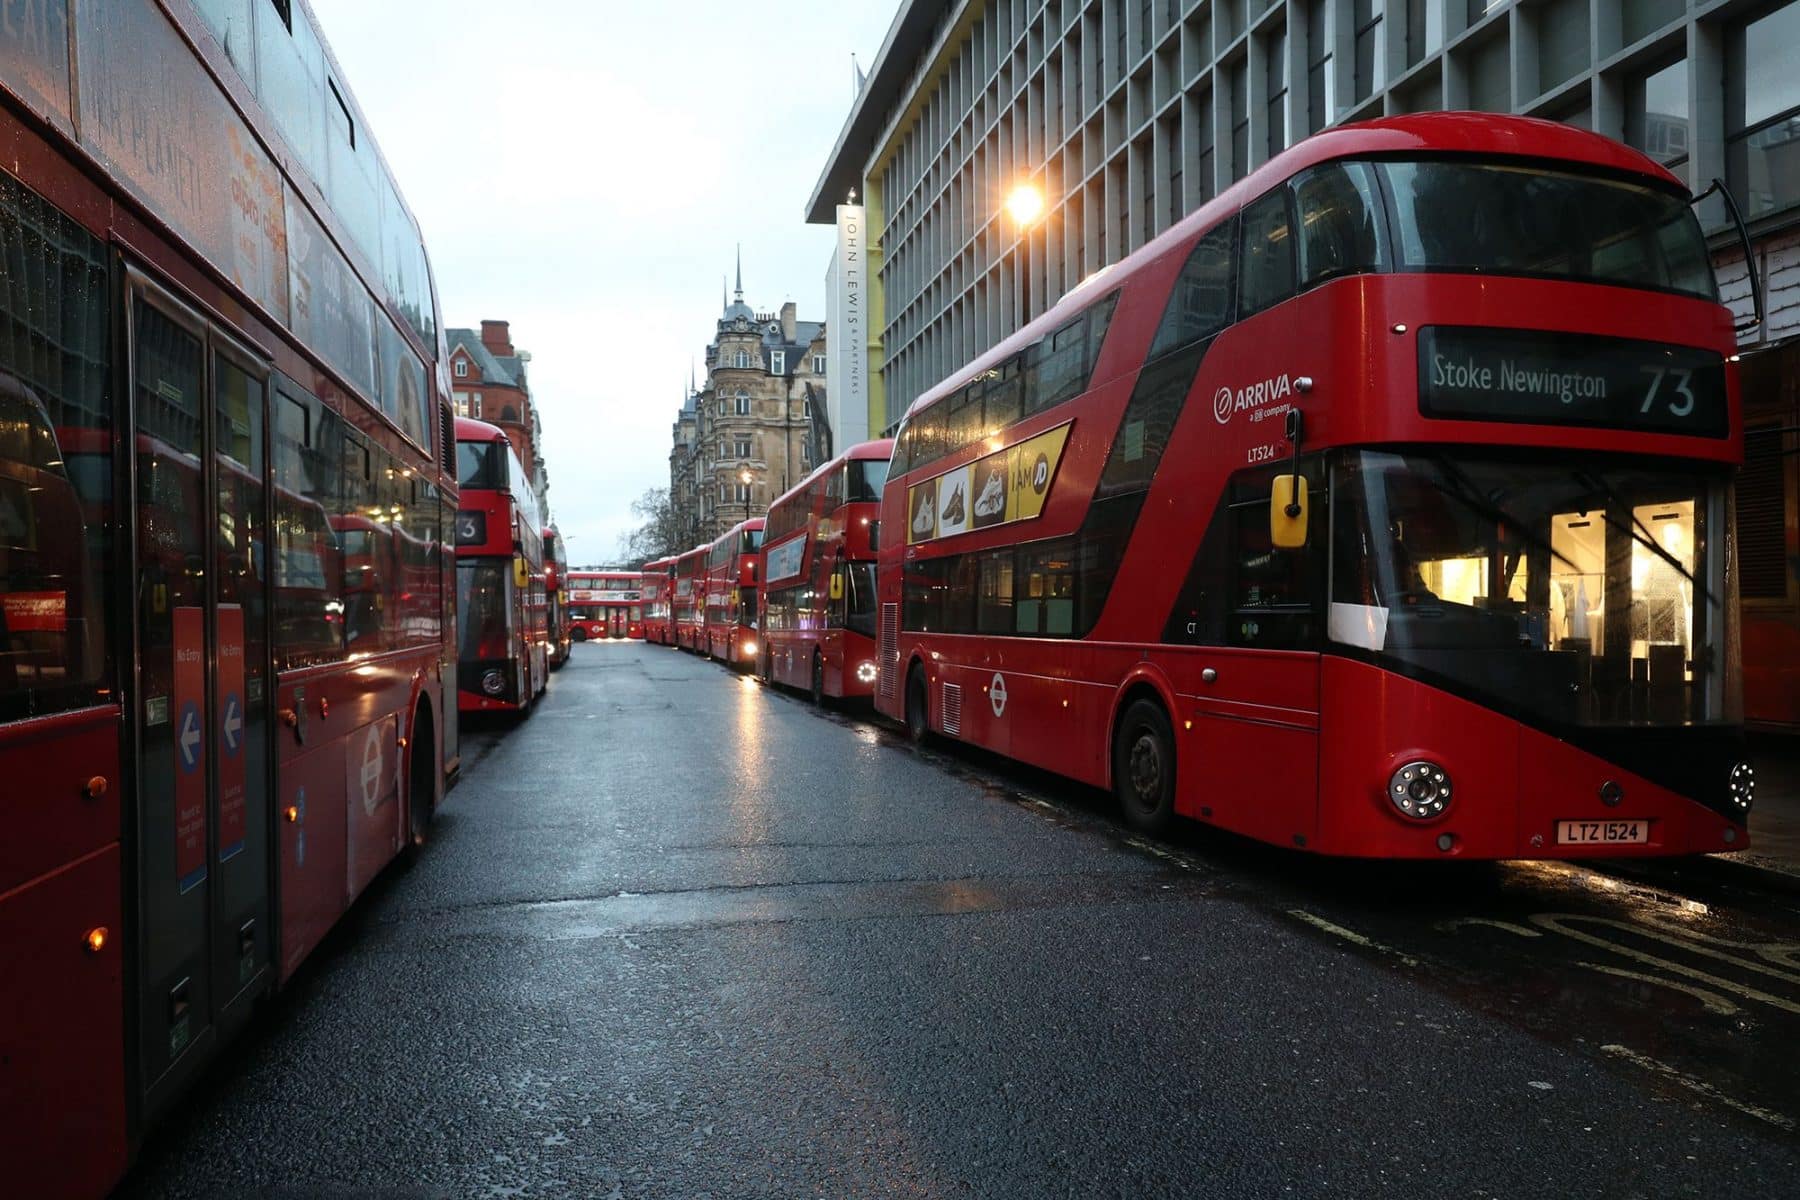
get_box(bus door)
[612,607,626,638]
[128,276,273,1121]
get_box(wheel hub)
[1129,734,1161,802]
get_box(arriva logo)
[1214,374,1294,424]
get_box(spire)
[721,275,726,313]
[734,244,743,302]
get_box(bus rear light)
[856,662,877,683]
[481,670,505,695]
[1388,760,1451,820]
[84,927,108,953]
[1728,762,1755,813]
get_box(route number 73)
[1640,367,1696,417]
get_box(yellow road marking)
[1288,909,1420,967]
[1575,962,1740,1016]
[1601,1044,1795,1132]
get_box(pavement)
[118,642,1800,1199]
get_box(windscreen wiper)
[1425,455,1581,576]
[1570,469,1713,606]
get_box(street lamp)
[1004,182,1045,226]
[738,467,754,526]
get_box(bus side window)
[1227,465,1321,649]
[274,389,345,668]
[1016,542,1076,637]
[1238,191,1296,318]
[1150,220,1236,359]
[1293,161,1388,290]
[976,551,1014,633]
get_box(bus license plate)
[1556,820,1648,845]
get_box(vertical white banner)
[827,204,869,448]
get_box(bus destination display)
[1418,327,1727,437]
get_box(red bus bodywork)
[545,526,571,670]
[673,545,710,652]
[878,113,1752,862]
[456,418,548,714]
[641,556,676,645]
[1738,352,1798,732]
[0,3,457,1191]
[760,441,892,700]
[705,519,766,667]
[566,571,644,640]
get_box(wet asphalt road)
[122,641,1800,1198]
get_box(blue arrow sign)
[222,693,243,757]
[177,701,201,774]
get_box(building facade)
[811,0,1800,728]
[669,274,832,543]
[449,320,551,518]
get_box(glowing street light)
[1004,182,1045,226]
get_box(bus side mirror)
[829,572,844,601]
[1270,477,1309,548]
[514,556,529,588]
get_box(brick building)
[449,320,550,518]
[669,265,832,543]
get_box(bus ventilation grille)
[941,683,963,736]
[879,603,899,701]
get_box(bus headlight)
[856,661,878,683]
[1728,761,1755,813]
[741,639,757,659]
[1388,760,1452,820]
[481,669,505,696]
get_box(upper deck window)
[456,440,502,490]
[1294,161,1389,289]
[1377,160,1717,301]
[847,459,888,503]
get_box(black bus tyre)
[400,709,435,867]
[810,650,827,708]
[1114,699,1177,835]
[905,664,931,746]
[571,627,587,642]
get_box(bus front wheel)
[904,664,930,746]
[1114,699,1176,835]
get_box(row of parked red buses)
[639,112,1799,868]
[641,438,889,708]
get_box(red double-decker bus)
[673,545,709,652]
[0,2,457,1192]
[545,526,571,670]
[567,571,644,640]
[759,441,892,702]
[879,113,1754,861]
[455,418,548,715]
[704,519,766,667]
[641,556,676,645]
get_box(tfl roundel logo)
[1213,386,1234,425]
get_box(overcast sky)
[308,0,897,566]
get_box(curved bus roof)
[454,416,507,443]
[768,437,896,514]
[899,111,1691,427]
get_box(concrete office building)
[810,0,1800,727]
